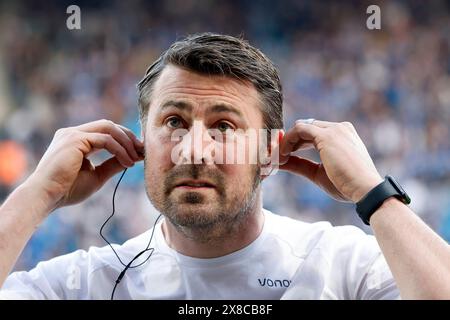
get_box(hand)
[279,120,383,203]
[27,119,144,214]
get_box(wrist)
[0,186,47,234]
[16,176,58,220]
[369,197,404,224]
[351,175,384,203]
[355,175,411,225]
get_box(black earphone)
[100,168,162,300]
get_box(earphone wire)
[99,168,128,267]
[99,168,162,299]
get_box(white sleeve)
[0,249,91,300]
[347,234,401,300]
[315,225,400,300]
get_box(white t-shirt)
[0,209,400,299]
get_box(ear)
[260,129,285,180]
[139,126,147,158]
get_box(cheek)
[218,164,255,187]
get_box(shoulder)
[1,230,153,299]
[8,229,152,284]
[83,228,154,272]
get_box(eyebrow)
[208,103,244,119]
[159,100,245,120]
[160,100,192,112]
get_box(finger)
[80,158,95,171]
[115,124,145,158]
[95,157,127,186]
[116,124,144,144]
[296,119,334,128]
[81,132,134,168]
[279,155,349,202]
[277,142,314,166]
[279,155,320,182]
[117,124,145,151]
[280,122,323,156]
[77,120,140,161]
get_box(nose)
[177,120,215,165]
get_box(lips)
[174,180,216,189]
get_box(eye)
[165,116,184,129]
[216,121,235,133]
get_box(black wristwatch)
[356,175,411,225]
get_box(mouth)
[174,180,216,190]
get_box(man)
[0,33,449,299]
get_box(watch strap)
[356,175,410,225]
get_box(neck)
[161,193,264,258]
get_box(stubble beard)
[145,162,261,243]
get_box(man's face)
[143,65,266,235]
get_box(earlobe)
[260,129,285,179]
[266,129,284,155]
[278,130,285,149]
[138,137,146,159]
[277,129,289,166]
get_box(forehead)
[149,65,263,122]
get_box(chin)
[176,202,217,216]
[166,201,224,228]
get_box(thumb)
[95,156,128,186]
[279,155,319,182]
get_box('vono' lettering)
[258,278,291,287]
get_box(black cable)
[111,247,155,300]
[99,167,162,299]
[100,168,128,267]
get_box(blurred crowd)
[0,0,449,271]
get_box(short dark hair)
[137,33,283,133]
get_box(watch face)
[387,175,411,205]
